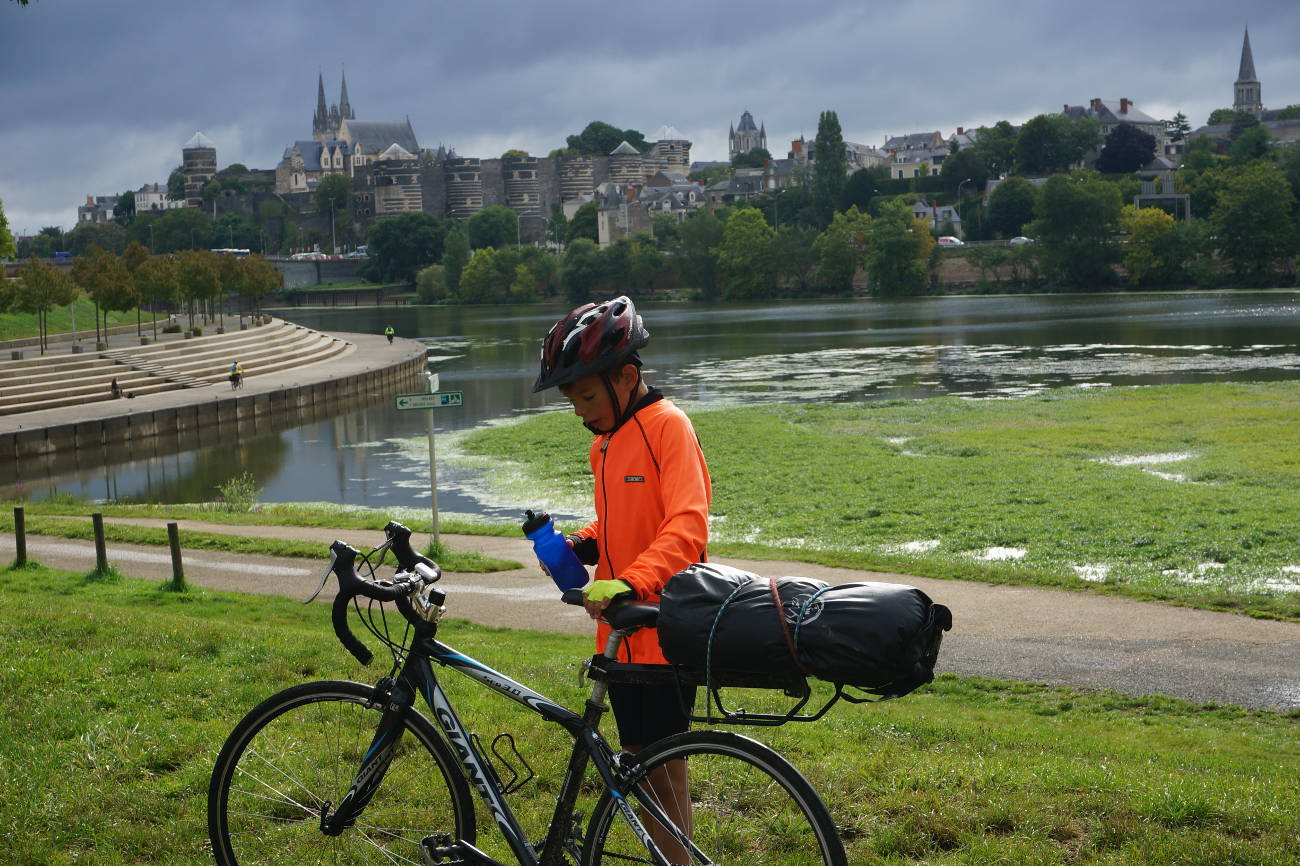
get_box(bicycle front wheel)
[208,680,474,865]
[581,729,845,866]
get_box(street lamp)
[957,177,973,200]
[329,199,337,255]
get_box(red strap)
[768,578,812,677]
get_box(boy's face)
[559,365,637,433]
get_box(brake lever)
[304,550,339,604]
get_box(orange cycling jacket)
[571,391,711,664]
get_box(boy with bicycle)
[532,295,711,862]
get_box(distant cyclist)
[384,325,395,344]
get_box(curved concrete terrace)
[0,318,428,460]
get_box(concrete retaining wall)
[0,347,426,462]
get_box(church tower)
[313,73,330,140]
[1233,27,1262,119]
[339,70,355,123]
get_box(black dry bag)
[658,562,952,698]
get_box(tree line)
[1,244,281,353]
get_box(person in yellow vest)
[229,361,243,390]
[384,325,395,344]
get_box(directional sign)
[395,391,463,410]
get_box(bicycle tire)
[208,680,475,865]
[580,729,846,866]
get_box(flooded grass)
[459,381,1300,620]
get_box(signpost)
[395,375,462,548]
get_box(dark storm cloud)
[2,0,1298,231]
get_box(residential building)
[77,194,118,223]
[910,199,963,236]
[1062,98,1166,154]
[596,183,651,246]
[134,182,184,213]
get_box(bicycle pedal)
[420,835,500,866]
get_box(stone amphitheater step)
[0,320,354,417]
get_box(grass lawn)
[0,297,163,341]
[455,381,1300,621]
[0,562,1295,864]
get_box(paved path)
[4,517,1298,712]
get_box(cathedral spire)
[314,72,328,134]
[1233,26,1262,118]
[1237,27,1257,83]
[339,68,354,120]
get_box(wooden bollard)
[167,522,185,588]
[13,506,26,567]
[91,512,108,573]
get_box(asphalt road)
[4,519,1298,712]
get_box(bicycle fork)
[319,678,411,835]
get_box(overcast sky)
[3,0,1298,233]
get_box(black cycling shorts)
[608,682,695,748]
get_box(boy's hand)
[583,579,634,619]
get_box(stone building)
[182,132,218,207]
[1191,29,1300,148]
[645,125,691,175]
[729,110,767,159]
[77,194,118,224]
[1233,27,1263,119]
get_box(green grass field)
[0,563,1295,864]
[455,381,1300,620]
[0,297,162,341]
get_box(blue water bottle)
[522,509,589,592]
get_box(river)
[5,292,1298,519]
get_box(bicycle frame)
[330,621,685,866]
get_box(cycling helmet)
[532,296,650,392]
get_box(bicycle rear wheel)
[208,680,474,865]
[581,729,845,865]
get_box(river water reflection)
[7,292,1298,517]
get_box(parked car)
[1009,236,1035,245]
[936,236,965,247]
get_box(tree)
[688,164,731,187]
[150,206,212,252]
[167,167,186,201]
[113,190,136,226]
[441,225,469,295]
[546,203,569,246]
[66,221,126,255]
[1096,123,1156,174]
[842,167,884,214]
[1014,115,1063,174]
[972,120,1018,179]
[467,205,519,250]
[567,200,599,244]
[1165,112,1192,143]
[176,250,222,327]
[561,238,603,303]
[71,246,132,341]
[813,206,871,291]
[770,225,819,294]
[1274,105,1300,121]
[315,173,351,251]
[731,148,771,169]
[865,200,931,296]
[1229,125,1271,162]
[1027,171,1123,287]
[201,179,221,215]
[361,212,447,284]
[239,254,281,315]
[0,198,15,261]
[133,254,180,338]
[672,209,725,299]
[15,258,78,353]
[456,248,500,303]
[939,146,989,195]
[1211,163,1297,285]
[715,207,774,299]
[1206,108,1236,126]
[121,240,150,335]
[416,264,447,303]
[1228,111,1260,141]
[811,110,847,227]
[1119,205,1178,286]
[566,121,650,155]
[986,177,1038,238]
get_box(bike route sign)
[395,391,463,410]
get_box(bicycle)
[207,521,847,865]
